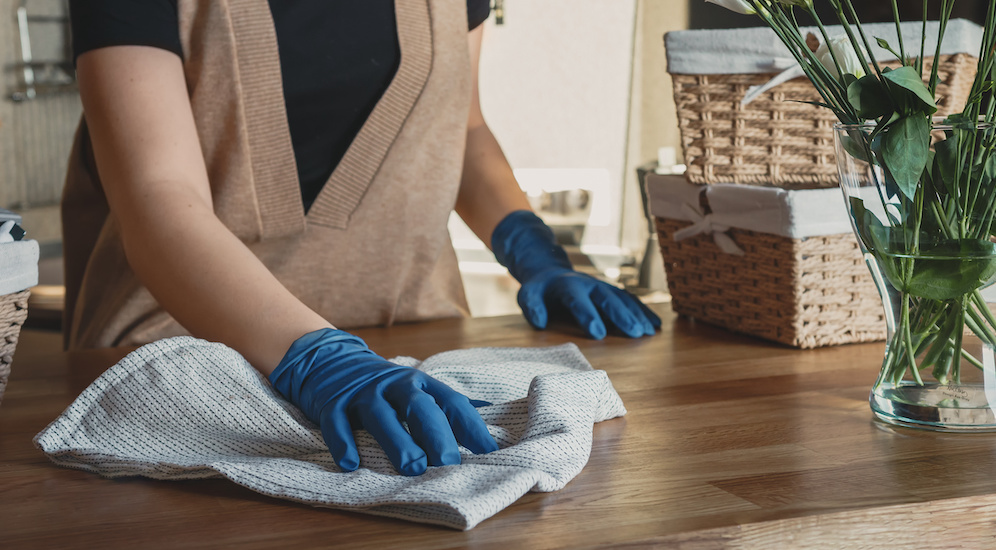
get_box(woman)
[64,0,659,476]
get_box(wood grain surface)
[3,304,996,549]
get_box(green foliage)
[847,197,878,252]
[881,66,938,115]
[931,135,960,197]
[880,115,930,198]
[846,76,891,119]
[905,240,996,300]
[750,0,996,388]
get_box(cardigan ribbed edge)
[228,0,305,239]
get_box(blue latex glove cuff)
[270,329,498,475]
[492,210,661,339]
[491,210,573,281]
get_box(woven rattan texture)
[0,289,29,406]
[673,53,978,187]
[655,218,885,348]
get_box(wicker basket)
[0,289,29,405]
[654,217,885,349]
[671,54,977,188]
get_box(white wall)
[477,0,638,251]
[622,0,690,251]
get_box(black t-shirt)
[70,1,491,211]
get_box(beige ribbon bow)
[671,203,745,256]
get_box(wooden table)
[3,304,996,548]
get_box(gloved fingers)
[638,299,663,329]
[469,399,492,407]
[590,284,646,338]
[516,282,550,329]
[605,285,658,336]
[610,285,661,330]
[357,398,428,476]
[397,390,462,467]
[319,404,361,472]
[422,378,499,455]
[612,286,662,329]
[547,277,607,339]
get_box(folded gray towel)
[34,337,626,530]
[665,19,981,75]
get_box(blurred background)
[0,0,991,329]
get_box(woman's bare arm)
[454,26,533,246]
[76,45,331,372]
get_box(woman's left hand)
[491,210,661,339]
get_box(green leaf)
[847,75,892,119]
[848,197,873,250]
[907,240,996,300]
[840,131,872,163]
[881,115,930,198]
[882,166,904,210]
[922,149,937,189]
[932,135,960,196]
[868,223,907,291]
[944,112,972,126]
[882,66,938,115]
[986,153,996,181]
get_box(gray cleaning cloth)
[34,337,626,530]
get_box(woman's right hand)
[269,329,499,475]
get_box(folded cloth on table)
[646,173,852,239]
[0,240,38,295]
[34,337,626,530]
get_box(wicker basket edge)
[671,53,978,188]
[654,217,885,348]
[0,288,31,406]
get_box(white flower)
[816,35,867,81]
[704,0,756,15]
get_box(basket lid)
[665,19,983,75]
[0,240,39,295]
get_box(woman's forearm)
[77,45,330,372]
[455,123,533,246]
[454,26,532,246]
[117,188,332,373]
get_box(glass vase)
[835,121,996,431]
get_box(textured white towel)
[0,240,38,295]
[34,337,626,530]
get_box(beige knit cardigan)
[61,0,472,350]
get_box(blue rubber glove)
[269,328,499,476]
[492,210,661,339]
